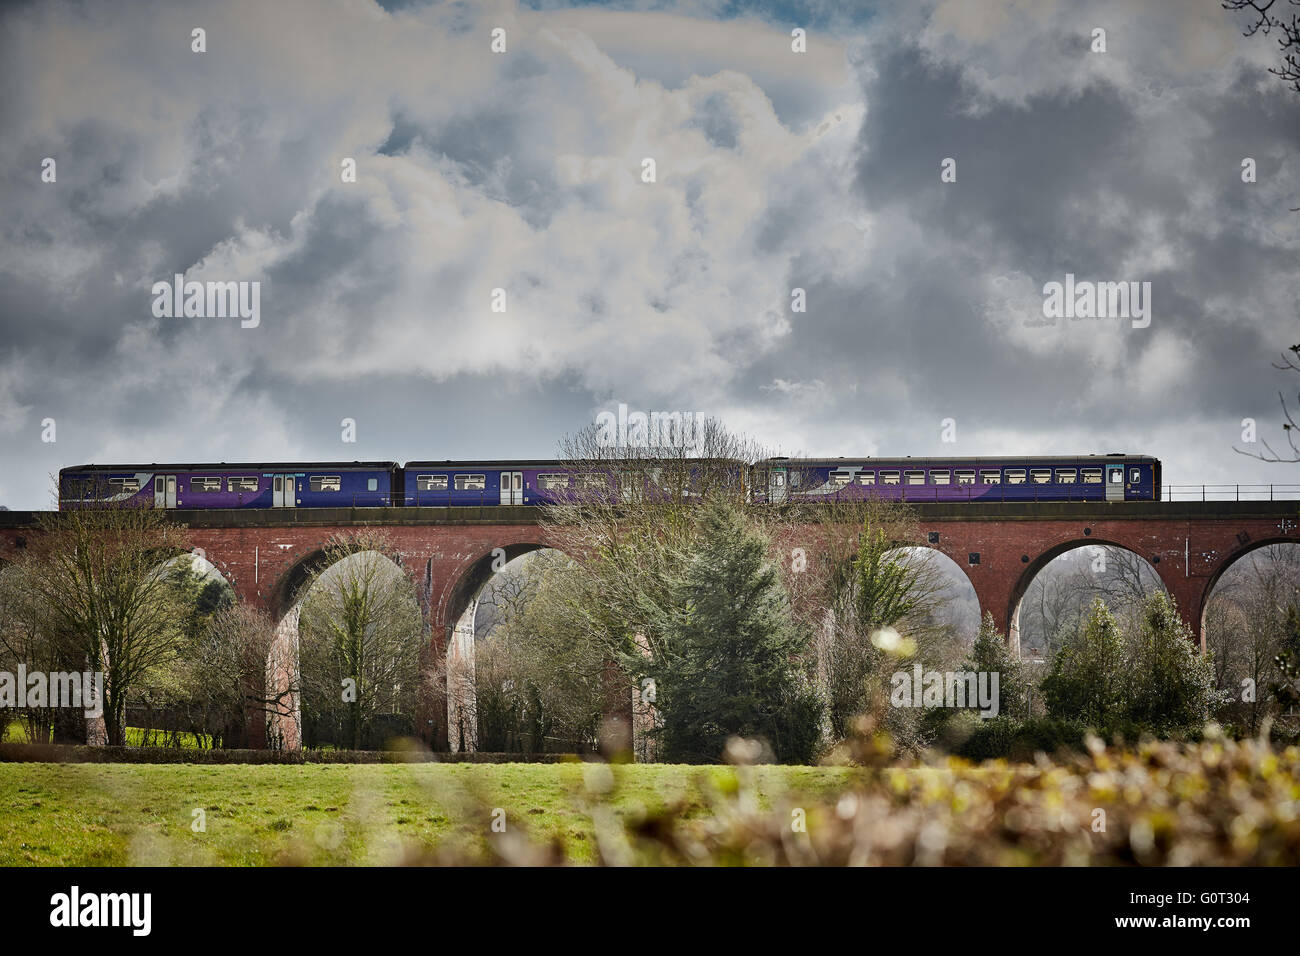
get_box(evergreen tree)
[963,612,1028,720]
[1124,591,1218,735]
[650,499,821,763]
[1041,598,1126,728]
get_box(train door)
[768,466,787,503]
[500,471,523,505]
[1105,464,1124,501]
[272,474,295,508]
[153,475,177,509]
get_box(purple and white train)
[58,454,1161,510]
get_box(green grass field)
[0,762,857,866]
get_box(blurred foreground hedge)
[426,729,1300,865]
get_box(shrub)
[1041,598,1126,728]
[1125,592,1220,735]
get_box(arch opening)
[1012,540,1168,656]
[881,545,982,649]
[268,544,422,752]
[1202,541,1300,735]
[445,545,613,755]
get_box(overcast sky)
[1,0,1298,509]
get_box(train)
[58,454,1161,509]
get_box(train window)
[1109,469,1123,484]
[930,470,951,485]
[1005,469,1026,484]
[1030,469,1052,484]
[108,477,140,494]
[575,474,606,491]
[367,478,378,492]
[857,472,875,485]
[979,470,1000,484]
[454,474,486,491]
[310,476,342,493]
[191,477,222,492]
[829,471,852,488]
[879,470,900,485]
[790,471,802,487]
[955,470,976,485]
[905,470,925,485]
[1056,469,1076,484]
[770,472,785,487]
[1130,468,1140,482]
[228,477,258,493]
[537,474,568,491]
[417,475,447,491]
[1081,468,1102,484]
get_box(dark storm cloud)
[0,0,1296,509]
[729,12,1300,474]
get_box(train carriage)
[751,455,1160,504]
[401,461,579,507]
[60,462,398,509]
[400,460,745,506]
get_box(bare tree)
[17,500,191,745]
[1206,543,1300,731]
[1020,547,1164,659]
[540,418,760,698]
[171,602,284,748]
[765,493,959,744]
[474,550,608,752]
[296,530,425,750]
[0,562,64,742]
[1224,0,1300,94]
[1235,345,1300,463]
[1019,560,1082,659]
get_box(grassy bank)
[0,761,854,865]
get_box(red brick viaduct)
[2,499,1296,749]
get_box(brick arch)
[439,541,556,646]
[1006,536,1170,655]
[438,537,618,753]
[181,545,241,597]
[1197,536,1300,638]
[265,543,413,751]
[268,546,335,621]
[160,547,236,596]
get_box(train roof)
[403,458,743,469]
[758,455,1160,465]
[405,460,562,469]
[59,455,1161,473]
[61,462,399,472]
